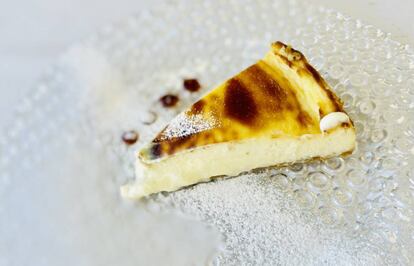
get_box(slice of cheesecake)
[121,42,356,199]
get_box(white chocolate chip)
[320,112,350,132]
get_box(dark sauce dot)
[122,130,139,145]
[183,78,201,92]
[160,94,179,107]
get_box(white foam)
[320,112,350,132]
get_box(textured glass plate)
[1,0,414,265]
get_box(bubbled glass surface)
[1,0,414,265]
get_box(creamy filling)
[121,128,355,199]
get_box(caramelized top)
[140,42,348,161]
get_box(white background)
[0,0,413,128]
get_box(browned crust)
[272,41,346,116]
[224,78,258,125]
[190,99,205,114]
[143,42,353,160]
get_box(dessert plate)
[1,0,414,265]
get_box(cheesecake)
[121,42,356,199]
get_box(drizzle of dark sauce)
[183,78,201,92]
[160,94,179,107]
[122,130,139,145]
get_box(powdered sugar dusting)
[158,112,219,140]
[156,172,395,265]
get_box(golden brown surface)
[140,42,349,161]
